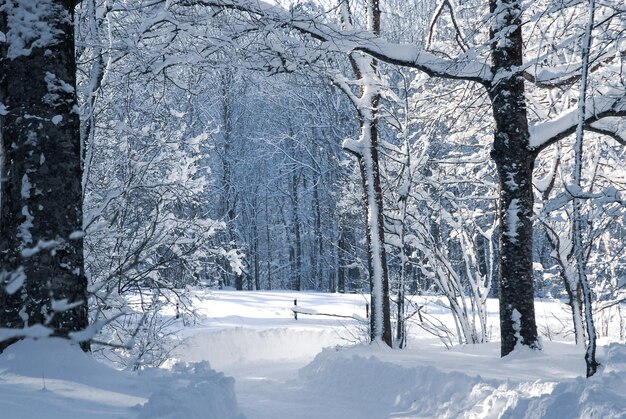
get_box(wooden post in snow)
[294,299,298,320]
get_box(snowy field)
[1,290,625,418]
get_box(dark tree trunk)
[234,269,244,291]
[489,0,539,356]
[253,228,260,290]
[313,177,323,290]
[289,140,302,291]
[291,187,302,291]
[265,194,272,290]
[0,1,88,351]
[337,229,346,293]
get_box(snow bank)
[504,343,626,418]
[178,327,349,369]
[137,362,244,419]
[297,347,626,418]
[0,337,136,391]
[299,349,496,417]
[0,338,243,419]
[504,374,625,418]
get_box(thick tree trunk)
[0,1,88,351]
[491,141,539,356]
[489,0,539,356]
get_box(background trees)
[0,0,624,374]
[173,0,625,367]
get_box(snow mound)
[0,337,135,391]
[298,347,626,418]
[503,373,626,418]
[0,338,243,419]
[604,342,626,372]
[179,327,345,369]
[137,362,244,419]
[299,348,496,417]
[503,344,626,418]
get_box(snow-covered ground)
[1,290,625,418]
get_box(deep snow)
[0,290,624,418]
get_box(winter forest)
[0,0,626,417]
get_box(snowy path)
[173,291,626,419]
[210,340,584,419]
[223,359,411,419]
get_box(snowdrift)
[297,344,626,418]
[179,326,348,369]
[0,338,242,419]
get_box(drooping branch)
[175,0,492,84]
[522,45,626,89]
[586,123,626,146]
[529,89,626,152]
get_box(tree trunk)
[292,198,302,291]
[264,192,272,290]
[253,229,260,290]
[338,229,347,293]
[313,177,323,290]
[357,121,392,346]
[0,1,88,351]
[489,0,539,356]
[340,0,392,347]
[573,0,599,377]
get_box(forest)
[0,0,625,417]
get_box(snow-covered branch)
[174,0,492,83]
[529,87,626,152]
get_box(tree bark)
[0,0,88,351]
[573,0,599,377]
[489,0,539,356]
[341,0,392,346]
[357,121,392,346]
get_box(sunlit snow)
[1,290,624,418]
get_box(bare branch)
[586,124,626,146]
[427,0,468,53]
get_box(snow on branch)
[176,0,492,83]
[291,306,366,322]
[528,87,626,152]
[587,119,626,146]
[538,185,625,215]
[0,324,53,342]
[522,46,626,89]
[352,41,490,83]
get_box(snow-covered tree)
[0,0,89,351]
